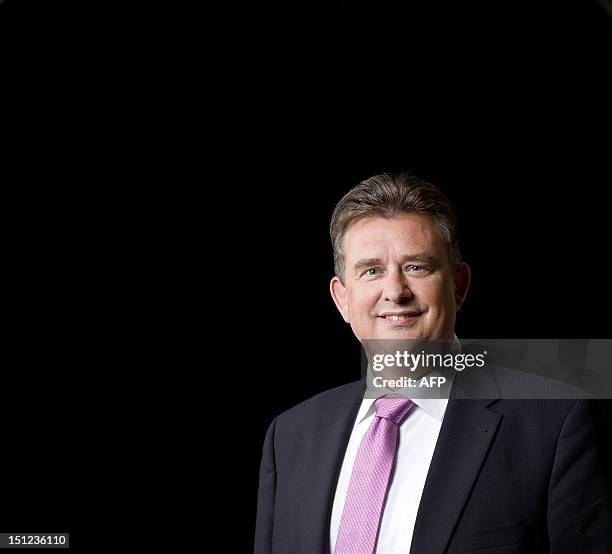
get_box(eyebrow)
[352,254,438,275]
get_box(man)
[255,174,612,553]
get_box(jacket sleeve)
[548,399,612,552]
[254,417,278,554]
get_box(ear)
[330,276,350,323]
[454,262,471,311]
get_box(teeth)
[385,314,415,321]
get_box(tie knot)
[374,396,414,425]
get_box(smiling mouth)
[378,312,421,324]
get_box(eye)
[406,265,425,273]
[364,267,381,277]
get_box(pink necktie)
[334,396,415,554]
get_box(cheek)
[422,281,454,312]
[348,289,377,316]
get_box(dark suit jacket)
[255,369,612,553]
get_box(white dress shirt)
[329,383,452,553]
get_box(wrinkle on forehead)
[344,214,446,261]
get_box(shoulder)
[490,365,592,400]
[486,369,608,442]
[457,365,603,437]
[275,379,364,425]
[264,379,364,447]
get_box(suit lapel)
[299,381,365,553]
[295,370,503,553]
[409,397,502,553]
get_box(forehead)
[343,214,445,258]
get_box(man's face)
[330,214,470,341]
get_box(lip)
[378,312,421,326]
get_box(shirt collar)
[356,383,452,425]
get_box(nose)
[382,268,413,303]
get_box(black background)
[2,0,612,550]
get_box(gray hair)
[330,173,461,282]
